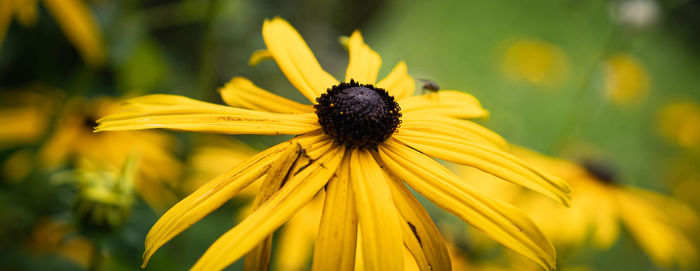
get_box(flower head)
[97,17,572,270]
[40,97,183,211]
[500,37,569,87]
[602,53,650,106]
[464,147,700,270]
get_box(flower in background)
[0,0,106,67]
[0,90,60,181]
[500,37,569,87]
[184,135,259,195]
[38,97,183,211]
[656,100,700,151]
[97,17,572,270]
[462,147,699,270]
[666,156,700,216]
[25,218,94,268]
[602,53,650,106]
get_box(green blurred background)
[1,0,699,270]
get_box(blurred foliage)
[0,0,699,270]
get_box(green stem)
[548,26,622,154]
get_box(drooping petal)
[350,149,404,271]
[43,0,105,67]
[262,17,338,102]
[141,140,294,266]
[219,77,314,114]
[385,175,452,271]
[393,130,571,206]
[243,143,305,271]
[95,94,319,136]
[399,91,489,119]
[378,139,556,271]
[190,144,345,271]
[401,113,507,150]
[377,61,415,101]
[345,30,381,84]
[617,189,699,270]
[248,49,273,67]
[312,153,357,271]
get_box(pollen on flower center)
[315,80,401,149]
[582,159,616,184]
[84,116,99,129]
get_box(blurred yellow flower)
[0,91,57,149]
[656,100,700,150]
[185,135,259,195]
[500,38,569,87]
[0,90,60,181]
[603,53,650,106]
[25,218,94,268]
[39,97,183,211]
[463,147,700,270]
[97,17,572,270]
[0,0,106,67]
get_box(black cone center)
[315,80,401,149]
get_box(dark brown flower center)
[315,80,401,149]
[581,159,616,184]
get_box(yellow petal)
[262,17,338,102]
[141,140,293,266]
[0,0,13,47]
[312,154,358,271]
[378,140,556,271]
[350,149,404,271]
[248,49,273,67]
[403,246,422,271]
[191,144,345,271]
[377,61,415,101]
[399,91,489,119]
[617,189,699,269]
[345,30,381,84]
[386,176,451,271]
[14,0,37,26]
[401,113,507,150]
[43,0,105,67]
[95,94,319,135]
[393,130,571,206]
[219,77,314,114]
[401,220,430,271]
[243,143,304,271]
[276,193,324,271]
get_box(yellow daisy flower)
[602,53,650,106]
[40,97,183,211]
[500,37,569,87]
[0,0,106,66]
[0,91,59,181]
[464,147,699,270]
[656,100,700,151]
[97,17,572,270]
